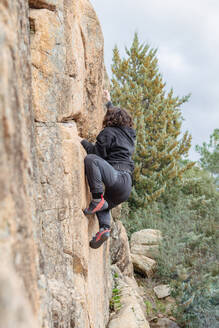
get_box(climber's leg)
[89,197,121,249]
[83,154,118,215]
[89,173,133,248]
[96,208,111,229]
[84,154,118,193]
[84,154,132,249]
[89,209,111,249]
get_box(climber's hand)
[103,89,111,102]
[78,135,83,142]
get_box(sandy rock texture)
[110,220,134,277]
[131,253,156,278]
[108,265,150,328]
[131,229,162,277]
[0,256,38,328]
[154,285,171,299]
[0,0,111,327]
[109,221,151,328]
[29,0,105,137]
[0,0,39,325]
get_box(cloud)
[91,0,219,160]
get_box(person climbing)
[79,90,136,249]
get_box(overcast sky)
[90,0,219,161]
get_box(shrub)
[120,166,219,327]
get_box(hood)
[117,126,136,143]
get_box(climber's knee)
[84,154,100,166]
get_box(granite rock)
[0,0,111,327]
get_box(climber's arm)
[81,129,113,159]
[81,139,95,153]
[104,89,113,109]
[77,135,94,152]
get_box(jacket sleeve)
[81,128,114,159]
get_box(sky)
[90,0,219,161]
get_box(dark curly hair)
[102,106,133,128]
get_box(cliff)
[0,0,111,327]
[0,1,154,327]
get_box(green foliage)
[111,33,193,204]
[110,273,122,312]
[121,166,219,327]
[111,33,218,327]
[196,128,219,185]
[144,300,153,316]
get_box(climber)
[79,90,136,249]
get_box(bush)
[121,166,219,327]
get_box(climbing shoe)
[83,195,108,215]
[89,227,111,249]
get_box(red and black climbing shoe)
[89,227,111,249]
[83,195,108,215]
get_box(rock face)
[110,220,134,277]
[108,266,150,328]
[0,1,39,326]
[29,0,105,138]
[0,257,38,328]
[109,221,151,328]
[0,0,111,327]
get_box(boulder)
[130,229,162,260]
[131,244,159,259]
[131,229,162,247]
[131,254,156,278]
[154,285,171,299]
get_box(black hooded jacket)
[81,125,136,173]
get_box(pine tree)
[111,33,193,205]
[196,129,219,185]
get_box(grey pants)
[84,154,132,228]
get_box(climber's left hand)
[77,135,83,142]
[103,89,111,102]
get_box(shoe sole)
[84,202,108,215]
[89,232,110,249]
